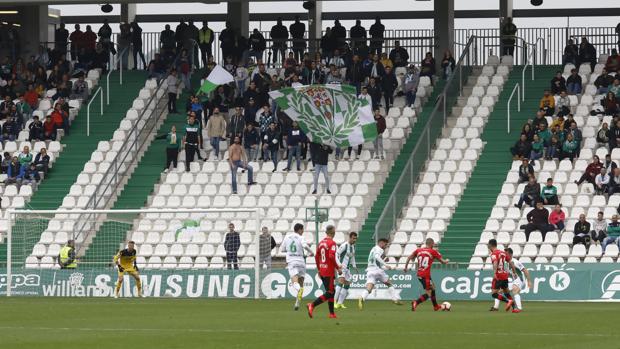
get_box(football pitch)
[1,298,618,349]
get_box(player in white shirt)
[358,238,403,310]
[334,232,358,309]
[491,247,531,313]
[280,223,314,311]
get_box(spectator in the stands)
[562,39,578,66]
[595,68,614,94]
[166,69,179,114]
[0,116,18,141]
[33,148,50,175]
[263,122,280,171]
[70,74,89,100]
[367,53,385,82]
[536,123,553,159]
[155,125,180,171]
[55,22,69,54]
[284,121,305,172]
[18,145,32,170]
[541,178,559,205]
[549,204,566,231]
[345,54,364,93]
[350,19,367,52]
[248,29,265,63]
[160,24,176,53]
[521,122,534,142]
[610,78,620,98]
[369,17,385,55]
[403,65,419,108]
[530,134,544,162]
[43,115,55,140]
[510,134,531,160]
[131,21,147,70]
[575,155,603,186]
[539,90,555,116]
[591,212,608,246]
[595,167,610,195]
[597,122,610,146]
[389,40,409,68]
[18,162,40,189]
[310,142,333,194]
[382,66,398,112]
[270,18,288,65]
[373,109,386,160]
[550,71,566,95]
[97,19,116,55]
[515,176,540,209]
[4,156,19,185]
[500,17,517,56]
[224,223,241,270]
[289,16,306,62]
[331,20,347,51]
[523,201,551,241]
[578,37,597,71]
[532,109,548,130]
[605,49,620,72]
[147,53,167,82]
[83,25,97,53]
[602,215,620,251]
[206,108,226,160]
[227,106,246,146]
[366,77,381,110]
[243,123,259,162]
[555,90,571,117]
[28,115,43,141]
[609,167,620,195]
[573,214,592,246]
[441,50,455,80]
[69,24,84,61]
[603,92,619,116]
[603,154,618,174]
[609,120,620,150]
[566,68,582,95]
[420,52,436,81]
[560,133,578,161]
[517,159,534,184]
[229,135,256,195]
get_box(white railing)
[521,37,545,102]
[106,47,128,105]
[86,86,103,137]
[507,83,521,134]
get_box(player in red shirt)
[488,239,515,311]
[307,225,341,319]
[403,238,449,311]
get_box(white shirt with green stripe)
[336,242,356,269]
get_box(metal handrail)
[86,86,103,137]
[72,53,183,246]
[373,35,476,242]
[507,83,521,134]
[106,47,129,105]
[521,37,545,102]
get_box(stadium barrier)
[2,264,619,301]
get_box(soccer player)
[403,238,449,311]
[307,225,341,319]
[492,247,532,313]
[488,239,514,311]
[281,223,314,311]
[334,232,358,309]
[113,241,143,298]
[358,238,403,310]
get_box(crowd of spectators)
[509,39,620,252]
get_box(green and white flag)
[197,65,234,94]
[269,84,377,148]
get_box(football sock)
[361,289,370,301]
[430,290,438,307]
[114,281,122,296]
[338,285,349,304]
[493,299,500,308]
[328,299,335,314]
[136,279,142,296]
[387,285,398,301]
[298,287,304,300]
[493,293,507,302]
[313,295,326,307]
[504,292,513,301]
[514,294,522,309]
[334,284,342,304]
[416,294,429,304]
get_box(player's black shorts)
[418,276,433,290]
[320,275,335,294]
[492,278,509,290]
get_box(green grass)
[1,298,617,349]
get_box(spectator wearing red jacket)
[549,204,566,231]
[575,155,603,186]
[373,108,386,160]
[43,115,56,140]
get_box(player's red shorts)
[320,276,335,294]
[418,276,433,290]
[492,278,509,290]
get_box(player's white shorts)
[366,268,389,285]
[287,262,306,278]
[510,278,525,291]
[339,267,353,282]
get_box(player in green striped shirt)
[334,232,358,309]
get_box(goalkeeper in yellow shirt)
[113,241,144,298]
